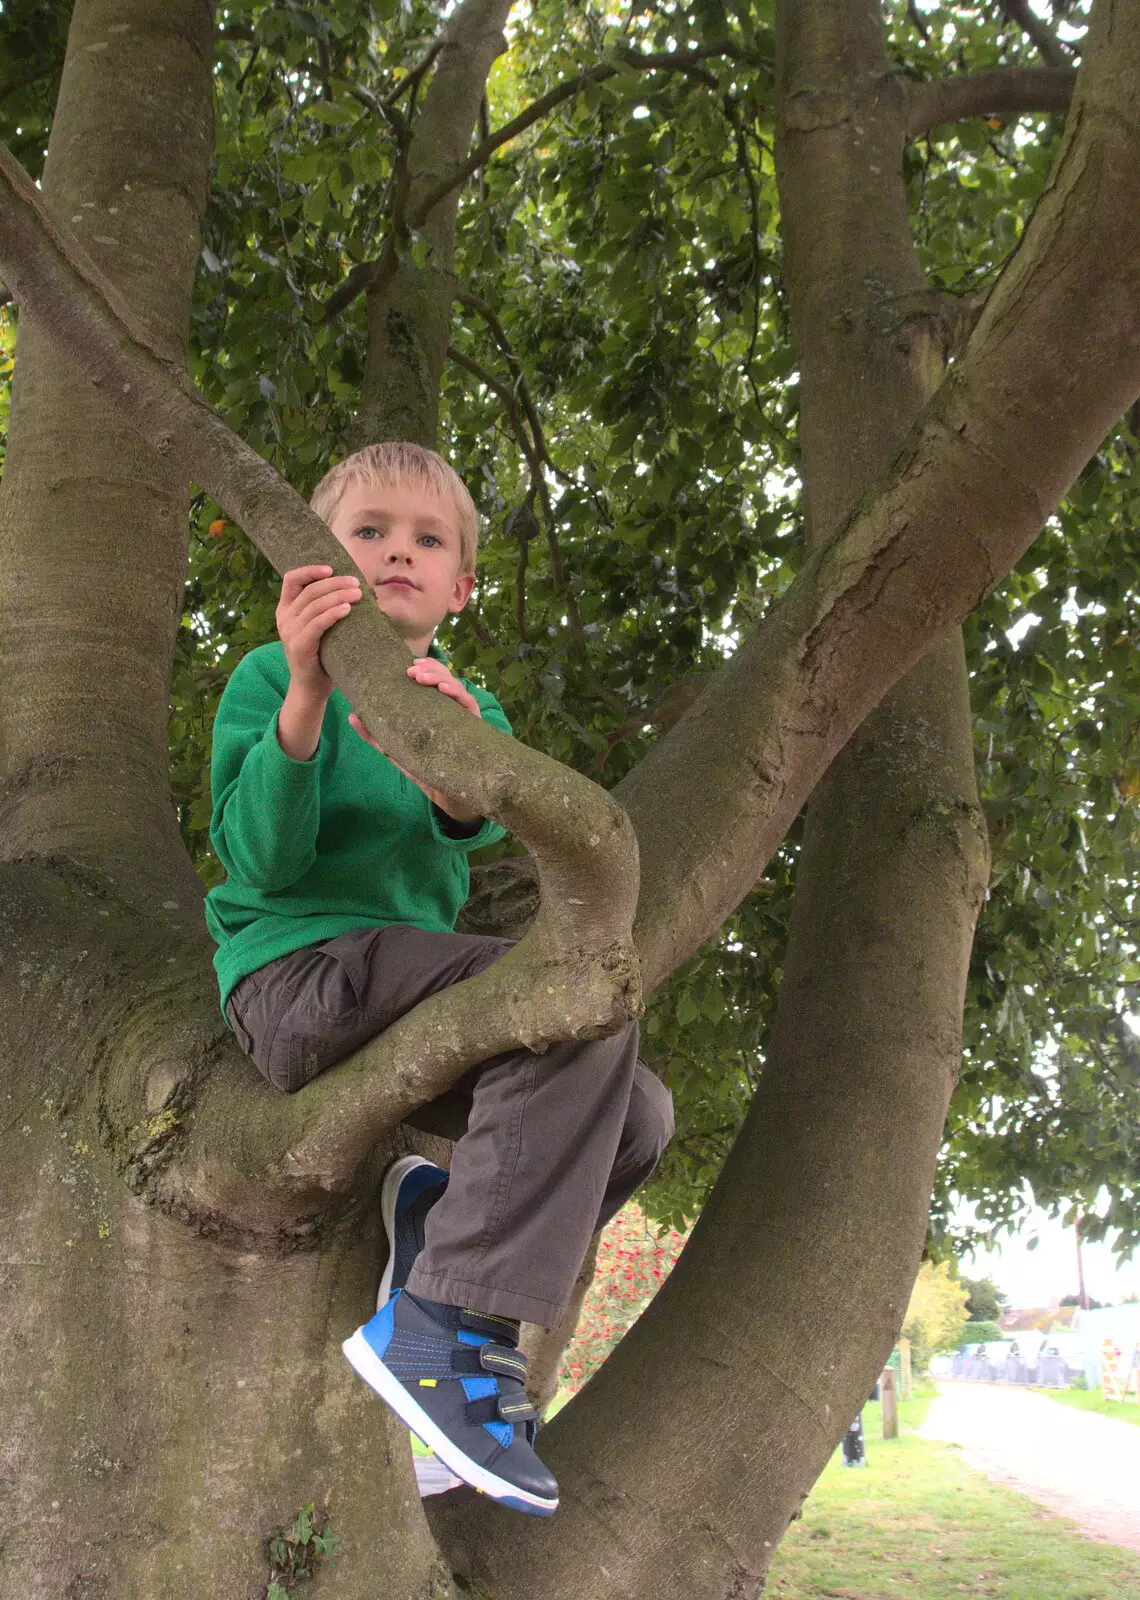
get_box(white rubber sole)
[376,1155,441,1311]
[342,1327,558,1516]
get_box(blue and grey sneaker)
[376,1154,449,1310]
[342,1289,559,1516]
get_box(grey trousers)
[224,924,674,1324]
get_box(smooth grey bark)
[0,0,211,915]
[0,6,452,1596]
[354,0,515,447]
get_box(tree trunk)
[354,0,514,448]
[425,6,986,1596]
[760,0,990,1413]
[0,0,212,913]
[0,6,451,1594]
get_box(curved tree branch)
[618,0,1140,990]
[1003,0,1075,70]
[0,132,641,1219]
[905,64,1076,133]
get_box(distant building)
[999,1305,1079,1334]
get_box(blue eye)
[356,526,379,541]
[418,533,441,548]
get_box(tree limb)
[616,0,1140,989]
[1003,0,1074,70]
[0,132,641,1213]
[904,64,1076,133]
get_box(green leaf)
[303,100,356,126]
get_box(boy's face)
[327,479,475,654]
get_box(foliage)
[2,0,1138,1258]
[961,1319,1006,1345]
[903,1261,970,1370]
[264,1500,338,1595]
[961,1275,1007,1322]
[559,1202,688,1395]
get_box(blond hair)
[310,442,480,572]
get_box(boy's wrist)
[278,680,328,762]
[285,673,331,710]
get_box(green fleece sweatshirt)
[204,640,511,1019]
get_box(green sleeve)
[427,681,513,854]
[209,650,322,891]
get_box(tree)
[2,1,1139,1596]
[963,1275,1008,1323]
[904,1261,971,1369]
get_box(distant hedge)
[962,1320,1005,1345]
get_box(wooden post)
[881,1367,898,1439]
[899,1337,913,1400]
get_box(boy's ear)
[448,571,477,613]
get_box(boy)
[205,443,674,1516]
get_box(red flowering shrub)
[559,1202,690,1395]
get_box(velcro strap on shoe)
[450,1342,528,1379]
[480,1343,528,1379]
[465,1392,537,1427]
[459,1308,521,1344]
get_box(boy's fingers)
[287,576,361,613]
[433,679,481,715]
[294,588,359,627]
[299,608,352,650]
[280,565,333,599]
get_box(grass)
[1035,1386,1140,1428]
[766,1386,1140,1599]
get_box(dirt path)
[920,1380,1140,1551]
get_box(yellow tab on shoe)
[419,1378,437,1387]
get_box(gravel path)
[919,1380,1140,1551]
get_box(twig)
[235,45,260,95]
[447,344,626,711]
[1002,0,1074,71]
[383,40,444,110]
[409,42,763,227]
[323,237,400,322]
[721,95,764,385]
[455,290,555,470]
[0,54,66,102]
[907,1,931,44]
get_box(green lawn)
[1035,1386,1140,1428]
[766,1388,1140,1599]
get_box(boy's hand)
[276,565,363,700]
[348,658,484,823]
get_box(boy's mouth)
[378,577,417,590]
